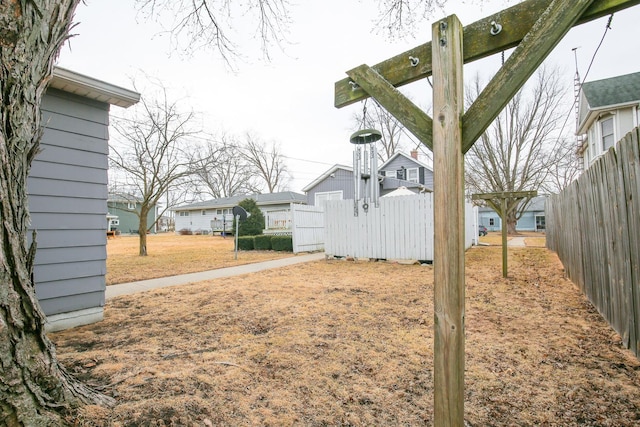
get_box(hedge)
[271,235,293,252]
[236,236,255,250]
[254,235,272,250]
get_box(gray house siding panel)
[38,291,105,317]
[31,230,106,250]
[29,196,106,215]
[41,127,109,155]
[41,88,110,124]
[421,167,434,189]
[28,177,107,200]
[34,260,106,284]
[30,143,108,170]
[306,169,355,205]
[30,160,107,184]
[36,276,105,301]
[33,246,106,265]
[30,213,106,230]
[29,89,110,318]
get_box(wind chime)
[350,100,381,216]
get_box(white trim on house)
[51,67,140,108]
[314,190,343,206]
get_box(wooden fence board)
[548,127,640,357]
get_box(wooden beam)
[432,14,465,426]
[462,0,597,152]
[334,0,640,109]
[346,65,434,149]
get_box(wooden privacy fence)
[547,127,640,357]
[324,194,475,261]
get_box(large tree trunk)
[0,1,113,424]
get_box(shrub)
[271,235,293,252]
[254,235,272,250]
[233,198,265,236]
[236,236,255,250]
[178,228,193,235]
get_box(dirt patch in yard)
[53,246,640,426]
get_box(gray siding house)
[303,150,433,206]
[31,67,139,331]
[577,71,640,169]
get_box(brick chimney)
[410,149,419,160]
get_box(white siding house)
[577,71,640,169]
[173,192,307,234]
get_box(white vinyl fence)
[324,194,475,261]
[290,204,324,253]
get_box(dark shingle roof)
[582,71,640,108]
[173,191,306,211]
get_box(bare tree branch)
[241,133,290,193]
[110,81,200,255]
[465,65,577,234]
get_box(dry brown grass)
[53,246,640,426]
[106,234,293,285]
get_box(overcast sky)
[57,0,640,193]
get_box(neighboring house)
[107,193,158,234]
[303,150,433,206]
[577,71,640,169]
[30,66,139,331]
[173,191,307,233]
[478,196,547,232]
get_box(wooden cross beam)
[335,0,640,109]
[473,191,538,277]
[334,1,639,425]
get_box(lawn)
[53,244,640,426]
[106,234,294,285]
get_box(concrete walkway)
[106,252,326,299]
[507,236,527,247]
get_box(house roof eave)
[50,66,140,108]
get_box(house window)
[127,202,135,210]
[315,191,343,206]
[201,210,207,216]
[489,218,495,226]
[383,170,397,179]
[407,168,419,183]
[601,116,614,151]
[179,211,190,217]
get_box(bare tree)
[241,133,290,193]
[0,0,469,422]
[193,134,260,198]
[110,83,199,255]
[541,138,582,194]
[465,66,570,234]
[135,0,293,63]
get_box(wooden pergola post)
[334,2,639,424]
[432,15,465,424]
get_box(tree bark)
[0,1,113,424]
[139,208,148,256]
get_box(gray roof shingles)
[173,191,307,211]
[582,71,640,108]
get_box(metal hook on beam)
[409,56,419,67]
[490,20,502,35]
